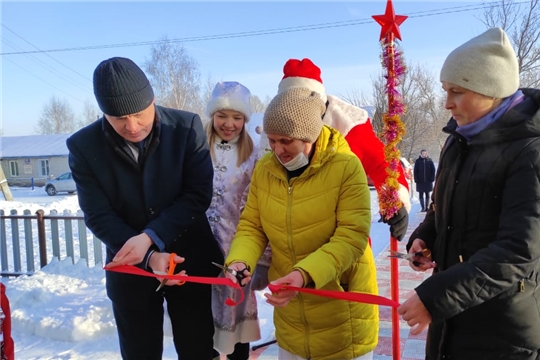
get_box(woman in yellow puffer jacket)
[225,87,378,360]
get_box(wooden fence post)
[36,209,48,268]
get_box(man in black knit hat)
[67,57,223,360]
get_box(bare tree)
[197,75,216,125]
[341,74,389,139]
[367,74,389,137]
[480,0,540,87]
[398,64,449,160]
[250,95,267,113]
[201,76,215,108]
[144,38,203,114]
[79,99,101,128]
[36,96,76,134]
[340,86,365,107]
[341,83,386,135]
[351,63,448,161]
[426,93,452,154]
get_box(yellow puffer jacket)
[227,126,378,360]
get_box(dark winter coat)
[66,106,223,309]
[408,89,540,360]
[414,156,436,192]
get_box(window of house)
[39,159,50,176]
[9,161,19,177]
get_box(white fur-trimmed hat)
[277,58,327,103]
[206,81,252,121]
[440,27,519,98]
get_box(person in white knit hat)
[275,58,411,241]
[204,81,271,360]
[398,27,540,359]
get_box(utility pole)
[0,166,14,201]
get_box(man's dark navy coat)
[67,106,223,309]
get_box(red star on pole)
[372,0,408,41]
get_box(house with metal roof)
[0,134,71,186]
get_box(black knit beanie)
[93,57,154,116]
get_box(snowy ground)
[1,186,418,360]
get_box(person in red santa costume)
[1,283,14,360]
[276,58,411,241]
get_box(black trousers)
[418,191,431,210]
[112,282,214,360]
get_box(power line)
[2,56,85,103]
[0,1,528,56]
[1,24,91,81]
[2,37,91,92]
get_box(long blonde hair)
[205,116,254,168]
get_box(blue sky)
[1,1,490,136]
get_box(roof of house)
[0,134,71,158]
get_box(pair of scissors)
[154,253,185,292]
[154,271,169,292]
[388,248,432,262]
[212,262,249,287]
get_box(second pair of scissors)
[212,262,249,287]
[388,248,431,261]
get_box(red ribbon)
[268,284,400,308]
[106,265,399,308]
[105,265,244,306]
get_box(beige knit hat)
[440,27,519,98]
[263,87,326,143]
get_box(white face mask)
[276,151,309,171]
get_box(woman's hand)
[264,270,304,307]
[224,262,252,287]
[409,238,437,271]
[398,293,432,335]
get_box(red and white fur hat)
[276,58,411,212]
[277,58,369,138]
[278,59,327,104]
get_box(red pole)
[390,236,400,359]
[373,1,407,357]
[386,32,401,360]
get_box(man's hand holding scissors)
[151,252,186,291]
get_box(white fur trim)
[278,77,327,103]
[323,95,369,137]
[398,184,411,213]
[206,97,252,122]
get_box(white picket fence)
[0,209,105,276]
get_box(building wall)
[0,156,70,187]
